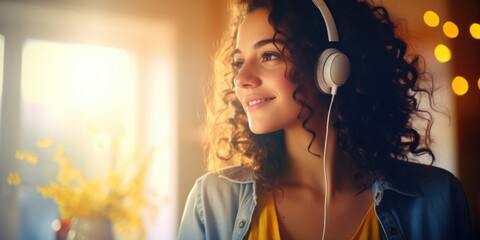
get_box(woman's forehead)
[236,8,287,50]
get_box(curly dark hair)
[204,0,435,183]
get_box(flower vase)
[67,217,114,240]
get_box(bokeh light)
[478,77,480,91]
[452,76,469,96]
[424,10,440,27]
[470,23,480,39]
[434,44,451,63]
[443,21,459,38]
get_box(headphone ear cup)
[315,48,351,95]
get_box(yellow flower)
[26,153,38,164]
[7,172,22,186]
[36,138,53,149]
[12,138,157,240]
[15,151,38,164]
[15,150,26,160]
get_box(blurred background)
[0,0,478,239]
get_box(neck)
[282,120,359,195]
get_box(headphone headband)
[311,0,339,42]
[311,0,350,96]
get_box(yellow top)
[247,191,281,240]
[248,192,381,240]
[351,203,381,240]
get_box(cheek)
[278,79,297,95]
[276,72,297,101]
[270,64,296,91]
[234,87,246,112]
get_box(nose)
[233,60,261,89]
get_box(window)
[19,39,145,239]
[0,3,177,239]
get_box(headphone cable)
[322,92,336,240]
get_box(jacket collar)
[216,165,423,205]
[217,165,256,184]
[372,176,422,206]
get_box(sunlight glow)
[424,10,440,27]
[452,76,469,96]
[434,44,451,63]
[443,21,459,38]
[21,40,136,113]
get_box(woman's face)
[233,8,302,134]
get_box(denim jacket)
[178,161,474,239]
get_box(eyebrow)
[232,38,286,56]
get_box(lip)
[243,94,276,111]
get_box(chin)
[248,124,279,135]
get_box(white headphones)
[310,2,351,239]
[311,0,351,95]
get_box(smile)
[247,97,275,106]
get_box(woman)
[178,0,474,239]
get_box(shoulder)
[191,165,257,201]
[382,160,466,198]
[190,166,257,226]
[179,166,258,239]
[376,161,474,238]
[196,165,256,186]
[388,160,458,183]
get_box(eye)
[261,52,281,62]
[232,59,244,70]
